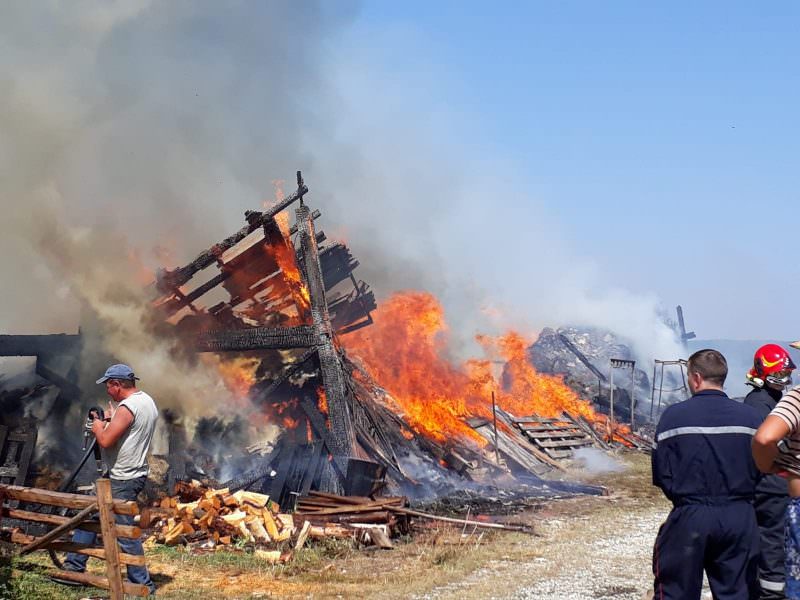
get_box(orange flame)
[213,356,261,400]
[342,291,602,446]
[264,236,311,313]
[317,387,328,415]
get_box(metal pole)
[650,361,658,423]
[629,364,636,431]
[680,363,689,399]
[491,391,500,466]
[657,362,665,415]
[609,364,615,428]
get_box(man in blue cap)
[61,364,158,595]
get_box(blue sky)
[1,1,797,353]
[336,2,800,341]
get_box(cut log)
[254,549,282,563]
[294,520,311,550]
[246,517,270,542]
[365,526,393,549]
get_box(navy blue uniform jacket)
[653,390,762,504]
[743,386,788,496]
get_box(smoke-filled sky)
[1,1,795,370]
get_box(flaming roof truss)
[152,172,377,498]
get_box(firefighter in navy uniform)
[652,349,762,600]
[744,344,796,599]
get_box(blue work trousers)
[64,476,155,595]
[653,501,760,600]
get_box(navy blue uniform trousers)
[653,501,760,600]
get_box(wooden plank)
[96,479,124,600]
[0,426,8,459]
[519,429,587,439]
[297,500,401,516]
[269,443,297,502]
[8,530,145,566]
[544,449,573,459]
[516,424,578,433]
[575,415,612,450]
[294,520,312,550]
[299,442,324,497]
[473,424,558,474]
[14,428,37,486]
[47,569,149,597]
[534,439,594,449]
[0,485,138,515]
[2,507,140,538]
[19,502,98,555]
[483,412,566,470]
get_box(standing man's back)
[652,349,762,600]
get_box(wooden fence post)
[96,478,124,600]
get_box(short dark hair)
[108,378,136,389]
[687,349,728,386]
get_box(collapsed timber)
[0,173,649,573]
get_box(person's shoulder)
[742,387,765,406]
[656,399,688,431]
[727,396,762,426]
[122,390,156,409]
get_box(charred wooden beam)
[557,333,608,383]
[295,172,354,459]
[221,446,281,493]
[196,325,317,352]
[330,284,376,334]
[319,243,360,291]
[251,348,318,401]
[155,186,307,294]
[0,334,81,358]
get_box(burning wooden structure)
[0,171,639,511]
[148,172,383,504]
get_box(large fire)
[341,291,602,446]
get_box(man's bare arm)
[752,415,791,473]
[92,405,134,449]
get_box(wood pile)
[144,483,412,554]
[295,491,410,549]
[146,481,293,559]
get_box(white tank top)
[102,390,158,480]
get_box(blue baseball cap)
[96,364,140,384]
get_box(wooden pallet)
[508,413,593,460]
[0,421,38,487]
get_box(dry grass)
[2,452,666,599]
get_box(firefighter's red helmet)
[752,344,796,387]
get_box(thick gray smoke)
[0,0,682,408]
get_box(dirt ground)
[2,452,676,600]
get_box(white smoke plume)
[0,0,682,410]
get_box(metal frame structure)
[649,359,689,422]
[609,358,636,429]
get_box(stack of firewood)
[144,484,413,553]
[146,482,294,558]
[295,490,411,549]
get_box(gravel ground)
[416,453,717,600]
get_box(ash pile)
[529,327,654,426]
[0,173,636,520]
